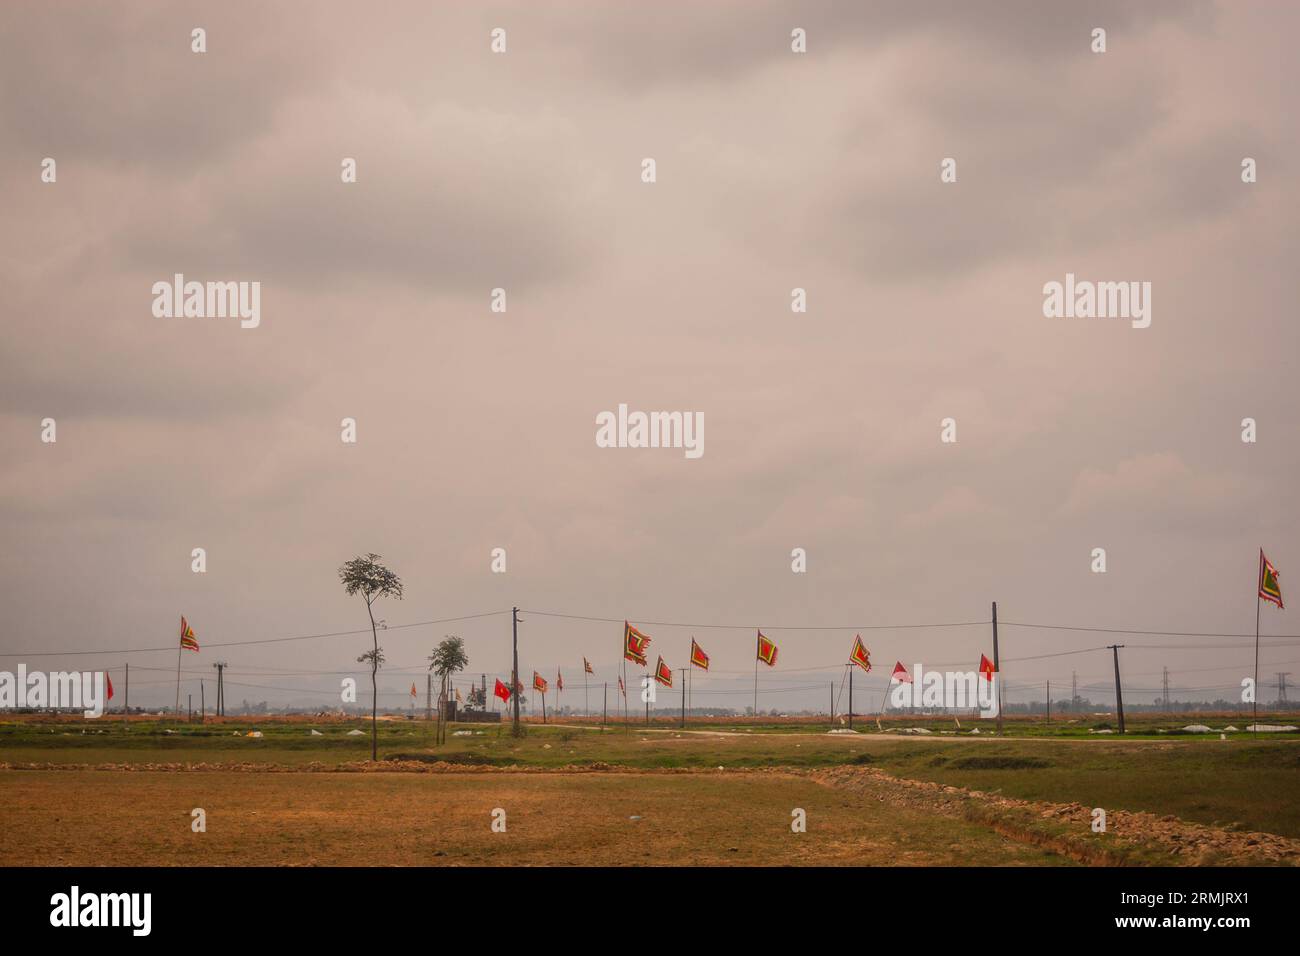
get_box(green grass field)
[4,713,1299,842]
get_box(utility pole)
[212,661,227,717]
[603,682,607,728]
[426,673,432,722]
[1162,667,1170,712]
[1046,680,1050,722]
[992,601,1002,734]
[848,665,854,731]
[124,663,129,719]
[1071,670,1077,712]
[200,681,205,722]
[511,607,522,737]
[1108,644,1126,734]
[680,668,688,728]
[829,681,834,723]
[187,693,192,723]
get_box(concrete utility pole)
[1108,644,1126,734]
[511,607,522,737]
[1162,667,1170,712]
[992,601,1002,734]
[679,668,688,727]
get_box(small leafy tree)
[428,635,469,743]
[339,553,403,760]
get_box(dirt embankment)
[810,765,1299,866]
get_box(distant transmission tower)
[1276,672,1291,707]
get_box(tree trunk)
[367,597,378,761]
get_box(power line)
[0,609,510,658]
[521,609,989,630]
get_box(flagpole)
[174,632,182,723]
[753,632,759,718]
[1254,589,1261,737]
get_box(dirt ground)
[0,768,1065,867]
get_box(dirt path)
[809,765,1300,865]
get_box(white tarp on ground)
[346,728,365,735]
[310,729,323,736]
[1181,724,1213,733]
[1245,724,1298,732]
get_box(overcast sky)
[0,1,1295,712]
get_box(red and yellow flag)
[179,616,199,652]
[848,634,871,672]
[624,621,651,665]
[1260,549,1284,609]
[583,657,594,675]
[979,654,996,682]
[890,661,913,684]
[654,656,673,687]
[410,682,418,698]
[494,678,511,702]
[556,670,564,692]
[757,631,778,667]
[690,638,710,670]
[533,671,548,694]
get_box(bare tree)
[339,553,403,760]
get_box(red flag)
[690,638,710,670]
[979,654,996,681]
[179,616,199,652]
[410,682,418,698]
[654,656,673,687]
[848,635,871,672]
[556,670,564,692]
[106,672,114,701]
[494,678,511,702]
[533,671,548,694]
[1260,549,1284,609]
[890,661,912,684]
[583,657,594,675]
[618,675,626,697]
[624,621,651,665]
[757,631,778,667]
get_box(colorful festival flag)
[848,634,871,672]
[584,657,594,675]
[890,661,912,684]
[979,654,996,682]
[179,616,199,652]
[654,656,673,687]
[1260,549,1284,609]
[494,678,511,702]
[624,621,651,665]
[533,671,548,694]
[690,638,710,670]
[757,631,778,667]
